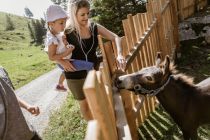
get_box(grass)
[0,12,55,88]
[43,95,87,140]
[138,106,183,140]
[138,106,210,140]
[0,48,55,88]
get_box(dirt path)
[15,68,68,136]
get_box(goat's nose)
[115,78,122,88]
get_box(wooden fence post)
[83,70,118,140]
[85,120,103,140]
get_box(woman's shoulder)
[89,22,98,35]
[90,22,98,28]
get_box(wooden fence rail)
[84,0,179,139]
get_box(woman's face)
[76,7,90,27]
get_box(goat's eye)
[145,76,153,81]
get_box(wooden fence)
[84,0,179,139]
[174,0,208,20]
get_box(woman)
[61,0,125,121]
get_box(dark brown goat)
[116,54,210,140]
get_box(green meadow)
[0,12,54,88]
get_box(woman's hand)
[60,59,76,72]
[117,54,126,70]
[66,45,75,53]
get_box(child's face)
[49,18,67,34]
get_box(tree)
[27,22,35,43]
[51,0,67,10]
[24,7,34,18]
[29,19,46,45]
[92,0,147,35]
[5,15,15,31]
[35,20,44,44]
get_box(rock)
[205,29,210,44]
[179,28,197,41]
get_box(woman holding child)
[63,0,125,121]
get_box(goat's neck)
[156,76,194,115]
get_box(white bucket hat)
[46,5,68,22]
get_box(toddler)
[44,5,74,91]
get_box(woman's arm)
[48,43,76,71]
[97,24,123,55]
[56,59,76,72]
[97,24,125,69]
[48,43,73,61]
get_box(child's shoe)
[56,85,67,92]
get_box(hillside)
[0,12,54,88]
[0,12,30,49]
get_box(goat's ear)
[155,52,161,67]
[163,55,170,74]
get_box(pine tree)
[27,22,35,43]
[34,20,45,45]
[31,19,37,42]
[24,7,34,18]
[30,19,46,45]
[5,15,15,31]
[40,18,47,44]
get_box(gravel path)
[15,68,68,136]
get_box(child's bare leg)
[58,72,65,86]
[56,72,67,91]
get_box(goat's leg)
[181,129,190,140]
[182,128,198,140]
[183,133,190,140]
[189,129,198,140]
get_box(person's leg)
[78,99,93,121]
[58,72,65,86]
[56,64,67,91]
[56,72,67,91]
[66,78,93,121]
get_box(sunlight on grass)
[43,95,87,140]
[138,106,210,140]
[0,47,55,88]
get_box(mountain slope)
[0,12,54,88]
